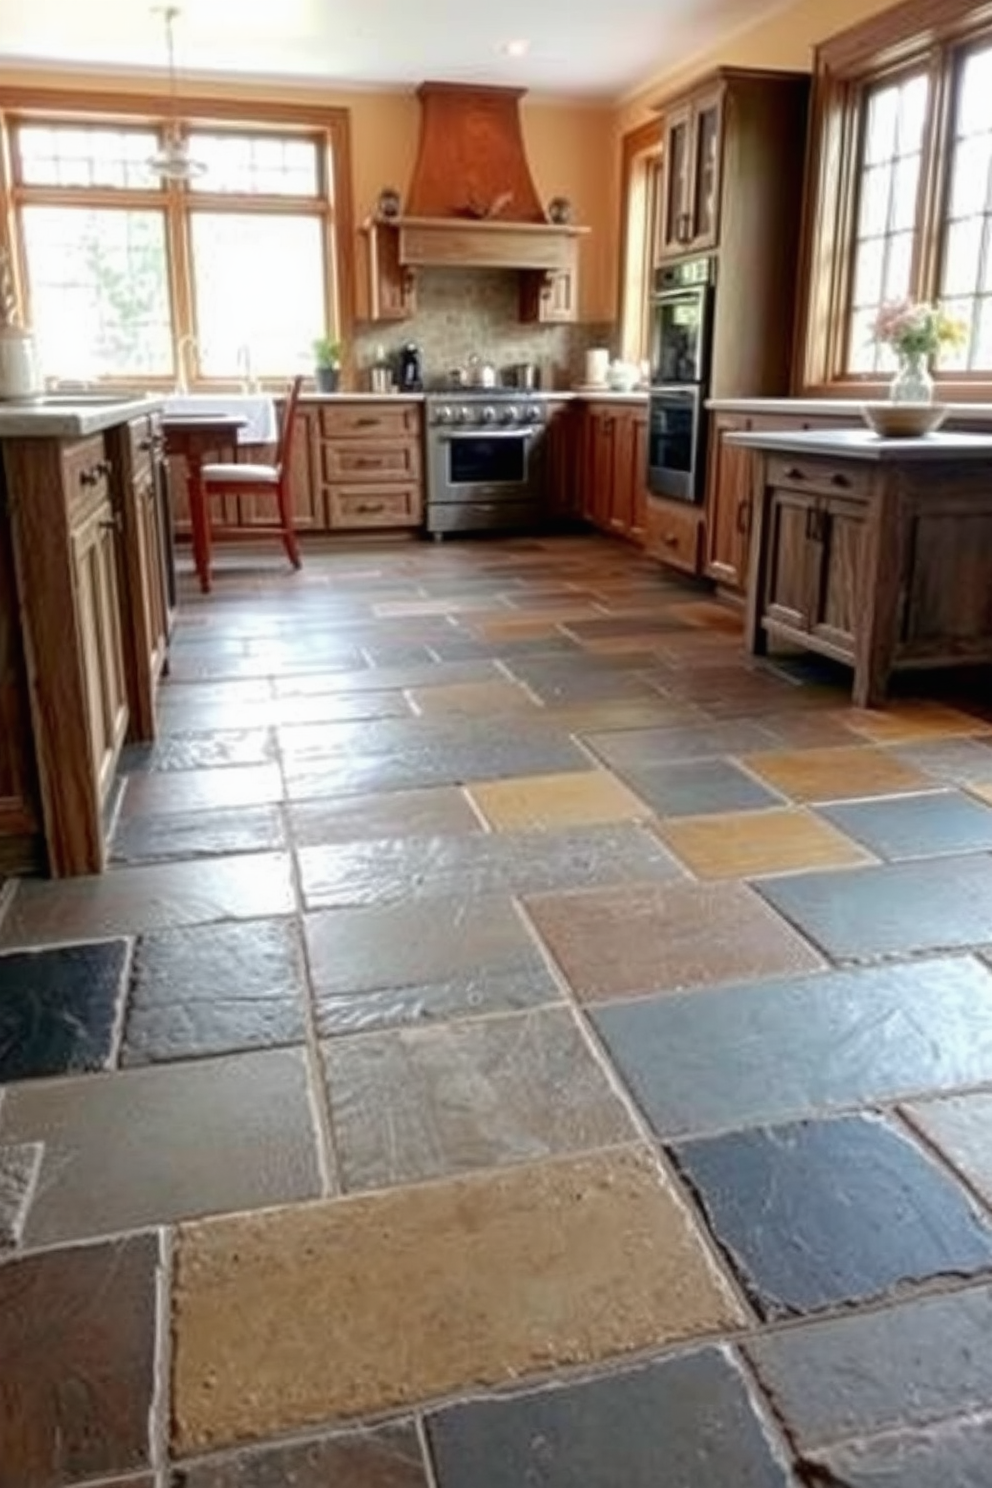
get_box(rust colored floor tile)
[407,680,539,716]
[655,808,874,880]
[174,1422,429,1487]
[741,746,931,804]
[525,880,822,1002]
[1,1048,320,1243]
[287,787,483,846]
[0,854,295,948]
[838,701,992,745]
[171,1147,743,1452]
[322,1007,635,1190]
[663,600,745,633]
[0,1233,158,1488]
[467,771,651,832]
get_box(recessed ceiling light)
[500,39,530,58]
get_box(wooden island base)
[728,428,992,708]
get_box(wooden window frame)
[0,86,355,390]
[795,0,992,398]
[618,119,662,363]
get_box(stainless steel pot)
[506,362,540,390]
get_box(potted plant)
[313,336,342,393]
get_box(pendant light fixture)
[147,5,205,183]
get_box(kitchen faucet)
[175,334,198,393]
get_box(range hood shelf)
[392,216,587,272]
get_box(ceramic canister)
[0,328,44,402]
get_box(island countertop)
[0,395,164,439]
[724,427,992,461]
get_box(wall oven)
[425,395,547,536]
[647,256,715,503]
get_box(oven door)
[649,286,712,385]
[432,428,538,502]
[647,387,705,503]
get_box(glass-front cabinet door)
[658,107,692,259]
[690,91,723,249]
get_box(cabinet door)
[71,500,129,805]
[136,470,169,685]
[689,91,723,250]
[658,107,693,259]
[366,222,416,321]
[629,413,648,545]
[586,409,616,529]
[809,497,866,658]
[0,512,39,843]
[544,406,578,520]
[762,489,818,633]
[520,268,578,323]
[608,410,636,537]
[705,416,753,589]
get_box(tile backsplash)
[351,268,614,391]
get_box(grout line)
[893,1103,992,1224]
[151,1225,174,1483]
[416,1414,441,1488]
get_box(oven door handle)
[435,428,537,441]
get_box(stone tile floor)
[4,534,992,1485]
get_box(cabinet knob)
[830,471,851,489]
[784,466,805,481]
[99,513,122,533]
[663,532,679,547]
[80,460,112,487]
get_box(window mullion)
[165,175,195,384]
[917,45,953,303]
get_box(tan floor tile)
[0,853,295,947]
[970,782,992,806]
[407,680,539,716]
[741,746,931,804]
[172,1147,743,1451]
[656,807,874,879]
[525,879,822,1002]
[468,770,651,832]
[836,702,992,745]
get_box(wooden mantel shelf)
[377,216,588,272]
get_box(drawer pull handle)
[784,466,805,480]
[663,532,679,547]
[80,460,111,486]
[355,416,380,428]
[735,498,751,535]
[355,502,386,514]
[99,514,122,533]
[138,437,154,451]
[830,472,851,488]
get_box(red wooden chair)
[197,375,305,586]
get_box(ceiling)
[0,0,787,99]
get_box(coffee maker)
[397,342,423,392]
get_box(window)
[619,123,662,363]
[939,43,992,369]
[2,99,348,385]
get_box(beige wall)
[0,66,617,321]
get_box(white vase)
[0,327,43,402]
[889,352,933,404]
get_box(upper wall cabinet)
[657,87,723,260]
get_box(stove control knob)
[435,405,453,423]
[527,404,544,422]
[453,406,469,423]
[502,404,519,423]
[481,405,498,424]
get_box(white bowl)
[861,402,947,437]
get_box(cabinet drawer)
[319,404,418,439]
[328,484,423,528]
[322,441,420,484]
[645,499,702,573]
[127,415,162,481]
[63,437,113,521]
[766,454,870,500]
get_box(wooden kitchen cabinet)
[644,497,703,574]
[320,400,423,531]
[363,220,417,322]
[706,414,754,589]
[0,490,41,873]
[580,402,648,545]
[657,88,723,260]
[69,478,129,810]
[544,401,582,521]
[519,267,578,324]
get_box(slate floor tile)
[0,1233,158,1488]
[890,737,992,786]
[121,728,276,772]
[286,786,483,846]
[426,1347,791,1488]
[741,745,931,802]
[584,720,779,770]
[802,1414,992,1486]
[120,764,284,817]
[323,1008,634,1190]
[0,854,296,947]
[123,918,306,1064]
[756,853,992,960]
[407,679,540,715]
[656,807,872,878]
[903,1091,992,1205]
[611,758,784,817]
[745,1281,992,1448]
[819,789,992,860]
[172,1422,430,1487]
[467,770,651,831]
[273,660,501,696]
[306,897,561,1035]
[299,825,681,910]
[525,879,821,1003]
[673,1114,992,1319]
[171,1148,743,1452]
[0,940,129,1083]
[0,1140,42,1248]
[0,1048,320,1244]
[591,956,992,1138]
[112,804,286,864]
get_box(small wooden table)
[161,415,245,594]
[727,427,992,707]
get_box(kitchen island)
[727,427,992,707]
[0,396,171,876]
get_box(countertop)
[0,395,164,439]
[707,396,992,423]
[302,389,649,404]
[724,427,992,460]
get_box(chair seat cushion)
[202,462,278,484]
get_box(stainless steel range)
[425,391,548,537]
